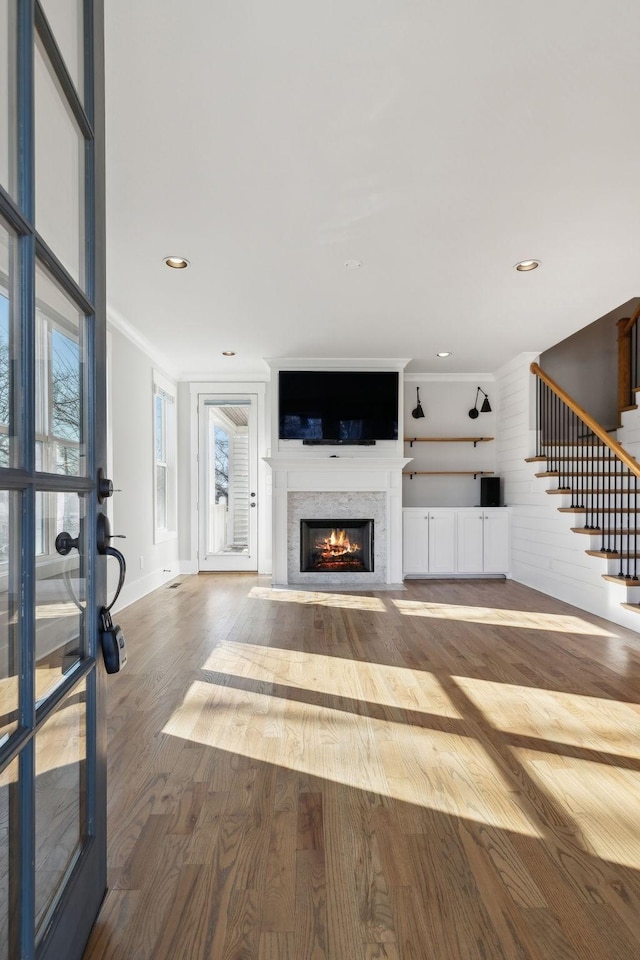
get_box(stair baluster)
[531,362,640,612]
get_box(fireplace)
[300,519,374,573]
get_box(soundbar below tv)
[279,370,399,443]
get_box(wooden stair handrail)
[622,301,640,335]
[531,362,640,479]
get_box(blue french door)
[0,2,108,958]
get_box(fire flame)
[318,528,360,558]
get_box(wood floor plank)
[82,573,640,960]
[294,850,328,960]
[261,810,296,933]
[258,931,296,960]
[297,793,324,851]
[409,827,510,960]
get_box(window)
[153,371,177,541]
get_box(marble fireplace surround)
[265,456,411,586]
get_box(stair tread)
[621,405,639,412]
[532,456,626,462]
[547,488,637,495]
[558,507,640,513]
[586,550,640,559]
[622,602,640,613]
[603,574,640,586]
[540,474,636,481]
[571,527,640,535]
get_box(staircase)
[527,363,640,618]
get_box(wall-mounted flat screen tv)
[279,370,399,442]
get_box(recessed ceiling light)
[436,352,452,358]
[222,351,236,357]
[344,259,362,269]
[164,256,190,269]
[515,259,540,272]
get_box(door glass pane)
[0,490,20,748]
[35,678,86,938]
[39,0,84,97]
[35,36,85,286]
[0,756,17,960]
[0,219,20,470]
[0,1,16,199]
[206,403,250,556]
[35,491,85,703]
[35,263,87,477]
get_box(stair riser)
[604,561,640,576]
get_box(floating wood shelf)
[403,470,495,479]
[404,436,495,448]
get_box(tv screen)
[279,371,399,442]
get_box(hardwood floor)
[82,574,640,959]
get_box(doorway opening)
[198,395,258,571]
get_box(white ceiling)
[104,1,640,380]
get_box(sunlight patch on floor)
[391,599,614,636]
[515,747,640,869]
[249,586,386,611]
[35,602,79,620]
[202,641,462,718]
[162,679,539,836]
[455,675,640,760]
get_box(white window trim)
[153,369,177,543]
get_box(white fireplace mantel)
[264,456,412,586]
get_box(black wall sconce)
[412,387,425,419]
[468,386,491,419]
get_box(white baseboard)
[113,567,180,613]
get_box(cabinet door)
[403,513,429,574]
[456,513,485,573]
[428,511,456,573]
[482,510,510,573]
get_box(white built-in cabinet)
[403,510,456,575]
[403,507,510,577]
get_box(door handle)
[97,512,127,611]
[97,512,128,673]
[55,531,79,555]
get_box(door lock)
[97,468,122,504]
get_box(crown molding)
[181,369,270,383]
[265,357,411,371]
[404,371,496,383]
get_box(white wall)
[495,352,640,633]
[403,376,496,506]
[108,326,180,610]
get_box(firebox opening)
[300,519,374,573]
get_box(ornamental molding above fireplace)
[264,456,411,586]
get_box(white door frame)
[188,381,270,575]
[198,394,257,570]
